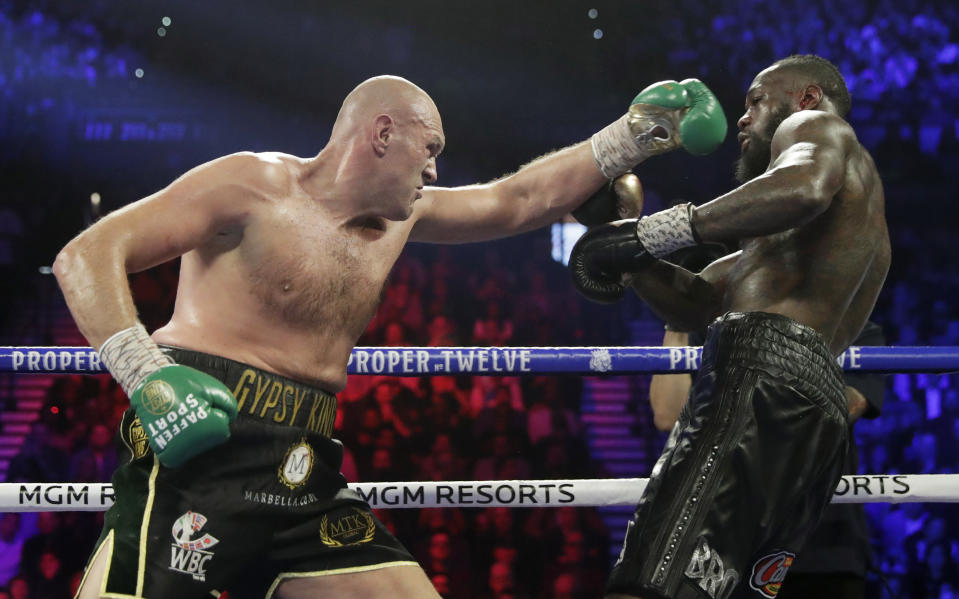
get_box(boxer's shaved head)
[324,75,444,222]
[331,76,440,142]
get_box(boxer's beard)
[735,103,792,183]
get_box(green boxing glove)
[591,79,728,178]
[630,78,727,156]
[98,323,238,468]
[131,365,238,468]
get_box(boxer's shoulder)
[213,151,300,200]
[162,152,302,247]
[772,110,855,151]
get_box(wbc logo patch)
[748,551,795,598]
[169,511,219,581]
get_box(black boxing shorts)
[81,346,416,599]
[607,312,848,599]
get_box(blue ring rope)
[1,345,957,375]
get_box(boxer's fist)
[572,173,644,227]
[591,79,727,178]
[130,365,237,468]
[628,79,727,157]
[569,219,652,303]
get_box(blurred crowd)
[642,0,959,169]
[0,0,138,103]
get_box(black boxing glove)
[569,220,654,303]
[570,203,701,303]
[572,173,645,227]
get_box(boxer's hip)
[701,311,846,419]
[607,311,849,599]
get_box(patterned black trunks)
[607,312,849,599]
[84,346,416,599]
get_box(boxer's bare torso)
[632,66,890,355]
[154,152,419,391]
[704,124,889,355]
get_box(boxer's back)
[722,135,890,354]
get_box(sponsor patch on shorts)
[748,550,795,598]
[318,507,375,547]
[169,511,219,581]
[120,412,151,461]
[278,438,314,490]
[684,537,739,599]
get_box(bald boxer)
[571,55,890,599]
[56,75,725,599]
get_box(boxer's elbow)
[54,227,119,289]
[53,241,90,308]
[53,237,85,285]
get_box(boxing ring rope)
[2,475,958,512]
[3,345,959,375]
[2,345,957,512]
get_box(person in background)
[0,514,26,588]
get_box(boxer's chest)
[241,204,408,330]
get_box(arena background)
[1,0,958,597]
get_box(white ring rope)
[2,474,956,512]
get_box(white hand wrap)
[590,114,649,179]
[635,203,700,258]
[98,323,174,396]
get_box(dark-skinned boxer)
[571,55,890,599]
